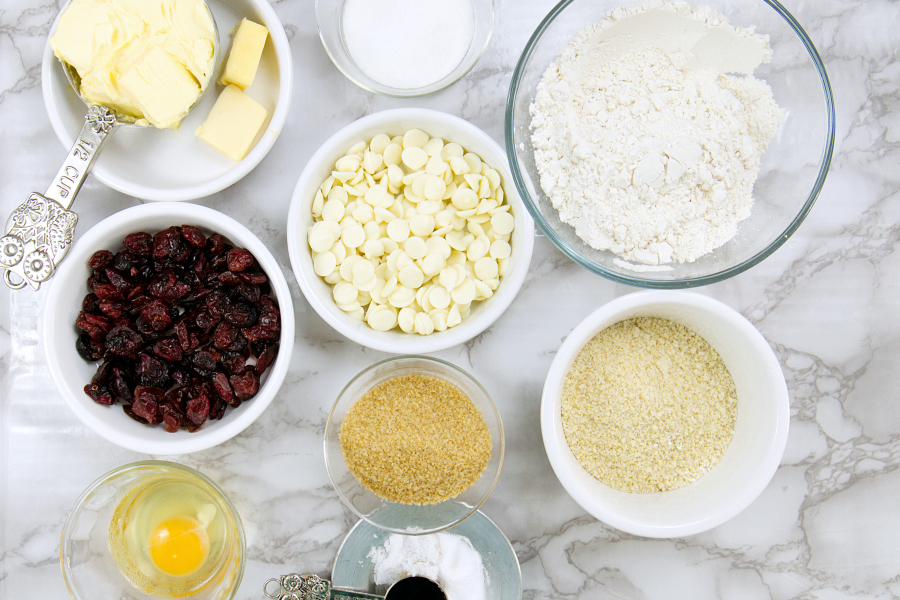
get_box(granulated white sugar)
[342,0,475,90]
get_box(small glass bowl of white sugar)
[316,0,494,97]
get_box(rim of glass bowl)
[60,460,246,600]
[504,0,836,289]
[314,0,496,98]
[323,355,505,534]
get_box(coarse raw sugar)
[561,316,737,493]
[340,374,491,505]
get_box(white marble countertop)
[2,0,898,598]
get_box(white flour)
[368,532,487,600]
[530,1,784,265]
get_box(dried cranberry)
[224,303,258,327]
[82,293,101,313]
[153,337,183,362]
[137,353,170,388]
[104,268,132,294]
[175,320,200,352]
[186,393,210,426]
[229,371,259,399]
[98,300,128,319]
[227,248,254,272]
[88,250,114,269]
[255,344,279,375]
[209,397,227,420]
[140,299,172,331]
[191,350,217,373]
[162,409,184,432]
[110,367,133,400]
[181,225,207,247]
[242,324,278,343]
[152,227,183,259]
[123,232,153,255]
[226,335,248,354]
[207,234,226,255]
[237,285,261,303]
[105,326,142,358]
[212,371,235,403]
[84,383,114,405]
[238,272,267,285]
[131,386,164,422]
[205,290,229,317]
[221,352,248,375]
[218,271,242,286]
[76,334,104,361]
[213,322,238,349]
[91,283,121,300]
[76,312,112,341]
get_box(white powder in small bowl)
[341,0,475,90]
[369,532,487,600]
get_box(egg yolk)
[147,516,210,576]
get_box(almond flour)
[561,317,737,493]
[530,1,785,266]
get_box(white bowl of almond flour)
[506,0,835,287]
[541,291,789,537]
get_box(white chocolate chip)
[401,147,428,170]
[403,129,429,148]
[409,214,435,237]
[404,236,427,260]
[414,312,435,335]
[398,306,417,333]
[399,265,425,289]
[491,212,516,235]
[309,222,336,253]
[490,239,511,260]
[474,257,499,280]
[370,133,391,155]
[314,251,337,276]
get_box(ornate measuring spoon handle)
[1,105,118,290]
[264,573,385,600]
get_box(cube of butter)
[195,85,267,161]
[218,19,268,90]
[120,46,201,129]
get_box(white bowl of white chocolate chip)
[287,108,534,353]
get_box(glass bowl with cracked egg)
[287,108,535,354]
[506,0,836,288]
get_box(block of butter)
[195,85,267,161]
[219,19,269,90]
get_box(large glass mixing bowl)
[505,0,835,288]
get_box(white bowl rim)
[540,290,790,538]
[43,202,295,455]
[287,107,535,354]
[40,0,294,202]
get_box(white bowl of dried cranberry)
[287,108,535,354]
[541,291,790,538]
[43,202,295,455]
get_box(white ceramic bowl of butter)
[41,0,292,202]
[541,291,790,538]
[287,108,535,354]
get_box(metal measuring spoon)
[264,573,447,600]
[0,7,219,291]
